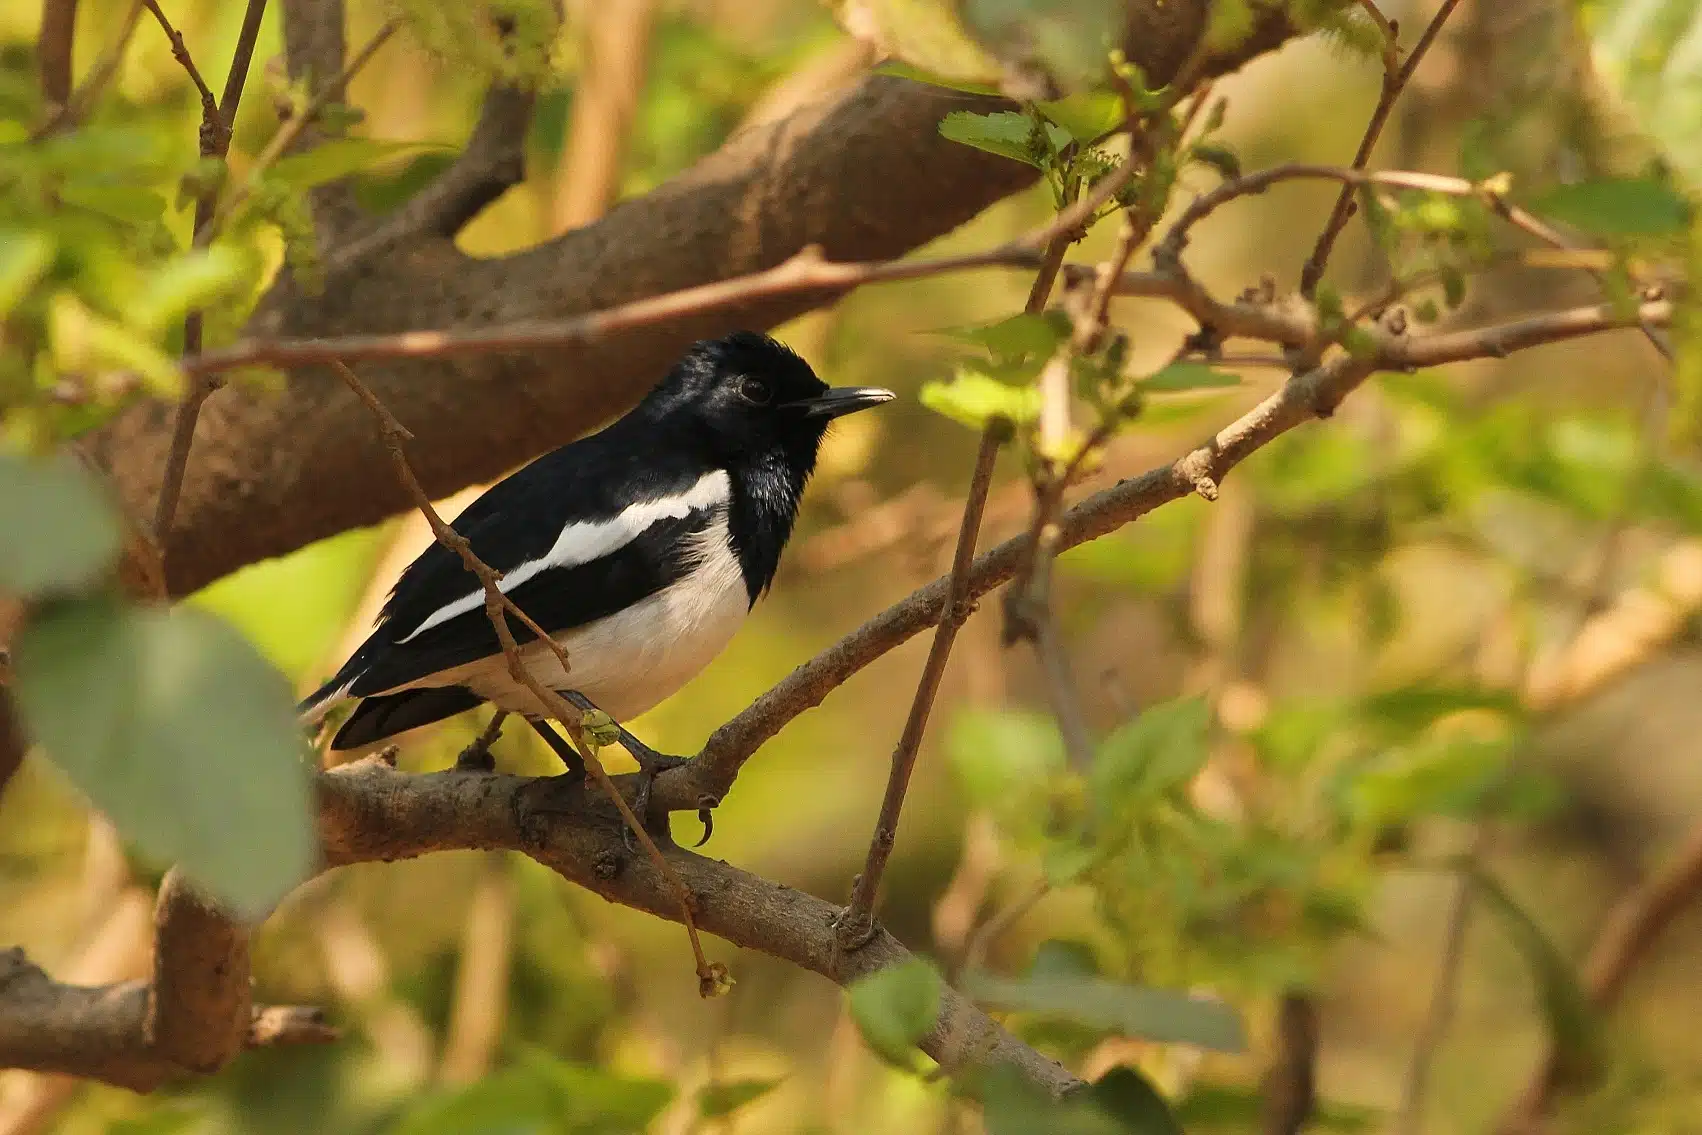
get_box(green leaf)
[1341,734,1517,829]
[129,245,252,334]
[964,971,1247,1052]
[834,0,1002,87]
[1089,1068,1186,1135]
[13,598,314,918]
[0,230,55,314]
[973,1064,1124,1135]
[938,110,1068,167]
[1038,92,1125,143]
[1140,362,1242,393]
[1188,141,1242,180]
[847,958,942,1066]
[1530,177,1692,238]
[1471,868,1604,1080]
[920,365,1043,430]
[58,182,168,225]
[947,707,1066,813]
[964,0,1126,92]
[0,454,120,596]
[49,294,183,399]
[269,139,445,191]
[696,1078,784,1121]
[934,311,1069,365]
[1091,696,1212,806]
[1358,684,1524,733]
[390,1051,673,1135]
[875,60,1003,95]
[1585,0,1702,187]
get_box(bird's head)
[643,331,895,469]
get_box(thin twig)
[151,0,269,546]
[327,361,721,995]
[1396,829,1485,1135]
[141,1,218,135]
[30,0,142,140]
[206,17,398,236]
[958,879,1048,982]
[1298,0,1465,297]
[836,427,1005,950]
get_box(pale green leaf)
[0,230,55,314]
[49,294,183,399]
[874,60,1002,95]
[1091,696,1211,806]
[1531,177,1692,237]
[269,139,445,191]
[964,0,1126,92]
[964,971,1247,1052]
[847,958,942,1066]
[1038,91,1124,142]
[13,598,315,918]
[697,1078,784,1121]
[834,0,1002,86]
[939,110,1068,167]
[920,365,1043,430]
[0,453,119,596]
[129,246,252,334]
[1585,0,1702,187]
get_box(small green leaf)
[836,0,1003,87]
[49,294,183,399]
[1176,1085,1379,1131]
[1140,363,1242,393]
[1188,141,1242,180]
[965,0,1126,92]
[0,230,55,314]
[1089,1067,1186,1135]
[847,958,942,1066]
[129,245,252,334]
[13,598,315,918]
[390,1051,673,1135]
[1359,684,1523,733]
[58,182,168,225]
[697,1078,784,1121]
[1091,696,1212,805]
[964,971,1246,1052]
[938,110,1068,167]
[973,1064,1125,1135]
[934,311,1069,365]
[947,707,1066,811]
[0,453,120,596]
[268,139,444,191]
[920,365,1043,430]
[1038,92,1124,143]
[1471,868,1604,1080]
[1530,177,1692,238]
[874,60,1003,95]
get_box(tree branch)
[36,0,78,108]
[658,296,1671,812]
[0,947,332,1092]
[86,3,1305,598]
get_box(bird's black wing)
[300,439,725,714]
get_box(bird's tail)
[297,672,356,726]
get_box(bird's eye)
[737,377,772,405]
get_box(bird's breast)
[481,510,750,722]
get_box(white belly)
[458,514,749,722]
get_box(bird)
[299,331,895,827]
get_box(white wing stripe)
[393,469,732,645]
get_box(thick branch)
[659,298,1671,812]
[85,5,1302,597]
[314,757,1080,1093]
[0,948,331,1092]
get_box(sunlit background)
[4,0,1699,1132]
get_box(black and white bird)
[299,331,894,800]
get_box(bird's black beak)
[783,386,897,419]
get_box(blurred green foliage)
[8,0,1702,1133]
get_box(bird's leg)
[454,710,508,772]
[559,691,711,848]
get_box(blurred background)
[4,0,1699,1131]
